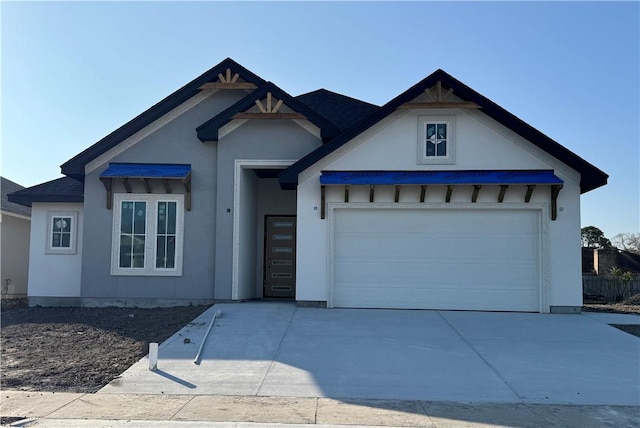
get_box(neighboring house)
[9,58,608,313]
[582,247,640,275]
[1,177,32,298]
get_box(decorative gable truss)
[198,67,259,90]
[196,82,341,142]
[398,81,480,110]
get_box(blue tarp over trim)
[100,163,191,179]
[320,170,563,185]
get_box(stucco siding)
[213,120,322,299]
[1,213,31,297]
[27,203,83,298]
[80,92,244,302]
[296,108,584,309]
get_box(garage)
[331,207,541,312]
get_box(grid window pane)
[157,202,167,234]
[167,202,176,235]
[437,141,447,156]
[134,202,146,234]
[61,233,71,248]
[166,236,176,269]
[426,141,436,157]
[132,236,145,268]
[426,123,436,139]
[156,236,166,268]
[121,202,133,233]
[437,123,447,139]
[120,235,132,268]
[52,233,61,248]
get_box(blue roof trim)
[280,69,607,194]
[61,58,266,180]
[100,163,191,179]
[320,170,564,185]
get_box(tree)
[612,233,640,254]
[581,226,611,248]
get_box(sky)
[1,1,638,239]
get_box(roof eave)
[61,58,267,178]
[196,82,340,143]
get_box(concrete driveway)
[99,302,640,406]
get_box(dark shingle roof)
[280,69,608,194]
[196,82,341,142]
[1,177,31,216]
[295,89,379,132]
[61,58,267,180]
[8,177,83,207]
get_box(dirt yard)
[1,297,638,394]
[0,300,210,393]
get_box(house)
[1,177,32,298]
[9,58,608,313]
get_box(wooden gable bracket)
[525,185,536,203]
[182,173,192,211]
[398,81,481,109]
[420,185,427,203]
[344,185,350,203]
[231,92,306,120]
[369,185,375,203]
[498,185,508,203]
[320,185,326,220]
[445,185,454,203]
[550,184,562,221]
[121,178,132,193]
[395,185,402,203]
[161,179,172,194]
[100,177,113,210]
[199,68,258,90]
[471,185,481,203]
[140,178,152,193]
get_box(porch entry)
[264,216,296,298]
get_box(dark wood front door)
[264,216,296,298]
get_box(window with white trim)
[111,194,184,276]
[418,116,455,164]
[46,211,78,254]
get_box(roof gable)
[8,177,83,207]
[61,58,266,180]
[1,177,31,216]
[279,69,608,194]
[196,82,341,142]
[295,89,379,132]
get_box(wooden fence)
[582,275,640,302]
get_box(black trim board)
[196,82,341,142]
[61,58,266,181]
[279,69,608,194]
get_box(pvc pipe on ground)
[149,343,158,371]
[193,310,221,365]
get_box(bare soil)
[0,300,210,393]
[1,295,638,395]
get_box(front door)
[264,216,296,298]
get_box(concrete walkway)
[2,391,639,427]
[2,304,639,427]
[98,303,640,406]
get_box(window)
[418,116,455,164]
[111,194,184,276]
[46,211,78,254]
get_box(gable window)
[111,194,184,276]
[418,116,455,164]
[46,211,78,254]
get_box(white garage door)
[332,208,540,312]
